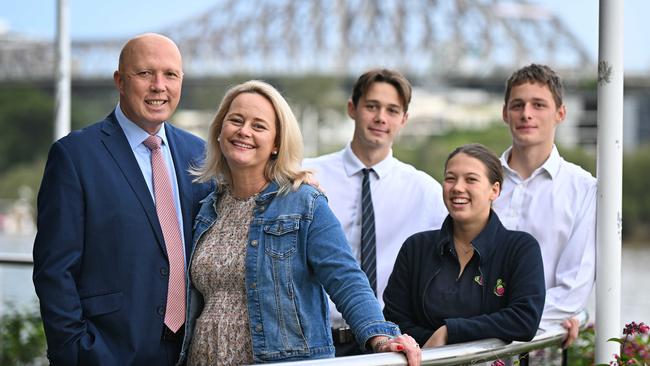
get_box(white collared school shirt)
[493,145,597,325]
[303,143,447,328]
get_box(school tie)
[143,135,186,333]
[360,168,377,296]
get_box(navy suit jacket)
[33,113,212,365]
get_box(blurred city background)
[1,0,649,363]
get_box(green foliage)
[623,145,650,240]
[393,122,511,182]
[0,88,53,175]
[0,160,45,203]
[0,305,47,366]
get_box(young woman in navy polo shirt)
[383,143,545,347]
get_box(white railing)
[0,252,32,264]
[269,312,588,366]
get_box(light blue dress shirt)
[114,104,186,254]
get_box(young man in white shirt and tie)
[303,68,447,356]
[492,64,597,349]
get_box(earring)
[271,150,278,156]
[217,136,221,143]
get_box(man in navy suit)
[33,33,212,365]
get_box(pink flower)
[491,359,506,366]
[639,323,649,334]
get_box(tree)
[0,87,53,175]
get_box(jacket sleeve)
[383,235,436,346]
[445,234,546,343]
[306,195,400,348]
[32,141,111,365]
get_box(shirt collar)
[500,144,561,180]
[114,103,169,150]
[438,210,502,260]
[341,143,396,179]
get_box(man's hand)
[562,317,580,348]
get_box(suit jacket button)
[160,267,169,276]
[157,306,165,316]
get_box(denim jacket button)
[251,240,258,247]
[251,282,257,289]
[255,324,263,332]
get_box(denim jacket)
[178,182,400,364]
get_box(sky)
[1,0,648,75]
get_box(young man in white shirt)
[303,69,447,356]
[492,64,597,348]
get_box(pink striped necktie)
[143,135,186,333]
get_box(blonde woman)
[177,81,421,365]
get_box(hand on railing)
[561,317,580,348]
[370,334,421,366]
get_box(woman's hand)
[370,334,421,366]
[423,325,448,348]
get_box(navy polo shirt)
[424,243,483,331]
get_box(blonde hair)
[193,80,309,194]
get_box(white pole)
[54,0,71,140]
[595,0,623,363]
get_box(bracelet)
[372,336,391,352]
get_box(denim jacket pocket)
[263,217,300,259]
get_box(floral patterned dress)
[187,189,256,366]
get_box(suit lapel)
[164,123,195,260]
[100,114,166,253]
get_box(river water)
[1,234,649,326]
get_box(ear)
[347,99,356,120]
[501,104,508,124]
[490,181,501,201]
[400,111,409,128]
[555,104,567,126]
[113,71,124,94]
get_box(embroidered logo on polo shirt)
[474,275,483,286]
[493,278,506,297]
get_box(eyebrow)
[364,99,403,109]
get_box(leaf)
[606,337,624,344]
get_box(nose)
[374,108,387,124]
[237,122,252,137]
[522,103,534,119]
[150,72,167,92]
[451,180,465,193]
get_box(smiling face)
[349,81,408,156]
[218,92,277,178]
[502,81,565,151]
[113,34,183,134]
[443,153,500,226]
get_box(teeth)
[233,141,254,149]
[452,198,469,204]
[146,100,165,106]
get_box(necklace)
[453,241,474,255]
